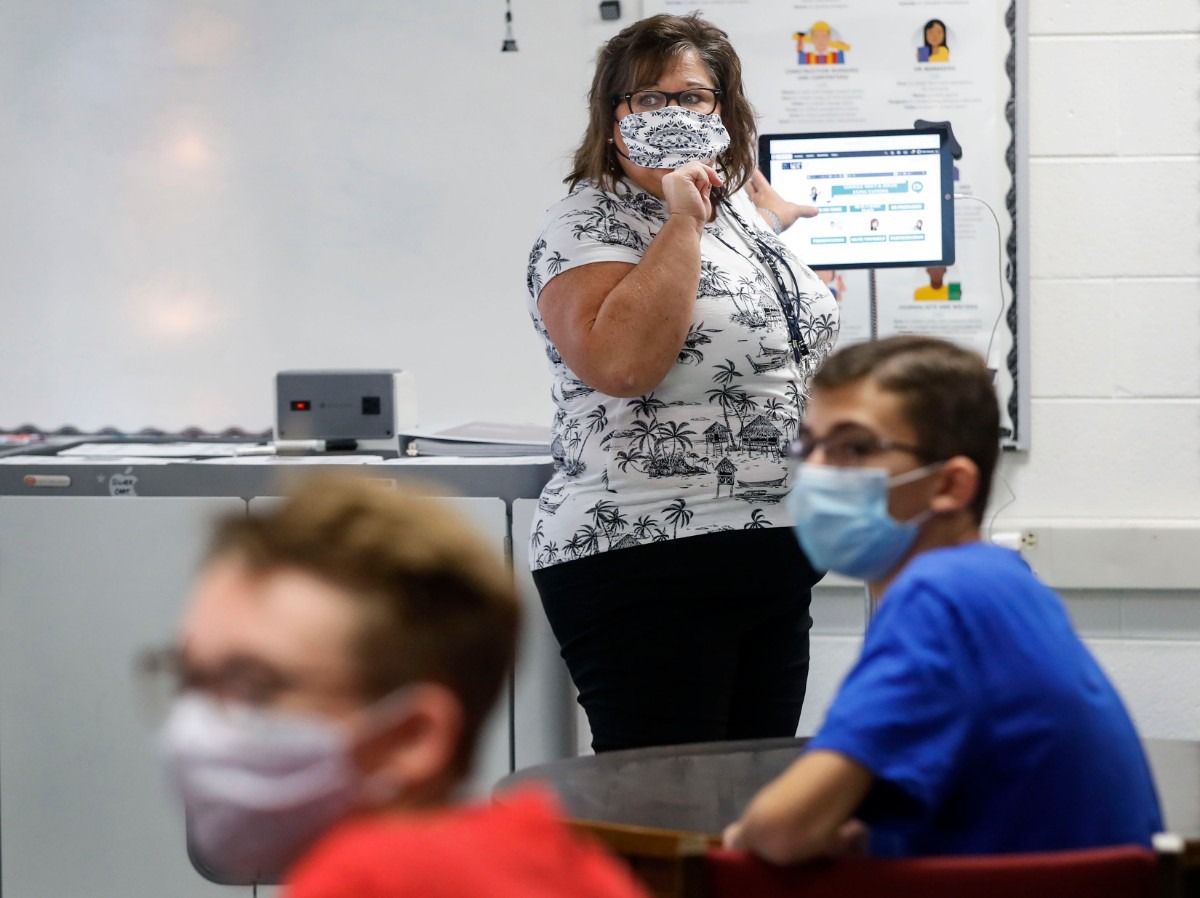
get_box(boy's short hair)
[812,336,1000,523]
[206,474,520,774]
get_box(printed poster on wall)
[646,0,1021,444]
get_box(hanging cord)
[501,0,518,52]
[985,469,1017,543]
[715,199,810,363]
[951,193,1017,541]
[952,193,1007,366]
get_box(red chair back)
[705,845,1158,898]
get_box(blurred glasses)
[787,425,933,468]
[134,646,298,725]
[615,88,721,115]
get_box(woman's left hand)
[746,169,818,232]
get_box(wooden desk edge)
[570,818,720,858]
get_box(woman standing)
[526,13,839,752]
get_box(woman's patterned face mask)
[616,106,731,169]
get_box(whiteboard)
[0,1,635,433]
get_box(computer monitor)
[758,128,956,270]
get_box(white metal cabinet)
[0,490,571,896]
[0,496,262,898]
[511,499,576,768]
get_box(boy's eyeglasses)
[787,426,933,467]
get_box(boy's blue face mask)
[786,462,943,581]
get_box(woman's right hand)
[661,161,723,227]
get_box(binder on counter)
[400,422,551,458]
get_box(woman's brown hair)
[566,13,757,195]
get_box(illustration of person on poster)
[913,266,961,301]
[917,18,950,62]
[793,22,850,64]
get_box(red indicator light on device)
[291,400,311,411]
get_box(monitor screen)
[759,128,955,270]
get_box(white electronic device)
[759,127,956,270]
[274,370,417,451]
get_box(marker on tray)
[234,439,355,456]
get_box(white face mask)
[158,692,405,881]
[616,106,731,169]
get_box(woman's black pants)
[532,527,820,753]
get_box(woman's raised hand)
[662,161,723,228]
[746,168,818,232]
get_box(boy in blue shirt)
[725,336,1162,863]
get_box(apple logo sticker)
[109,467,138,497]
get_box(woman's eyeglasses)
[615,88,721,115]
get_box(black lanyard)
[715,200,809,364]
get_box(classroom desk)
[498,737,1200,839]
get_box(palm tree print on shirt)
[546,251,568,277]
[663,498,693,538]
[802,310,837,348]
[706,359,760,444]
[729,273,774,329]
[677,321,720,365]
[744,509,771,529]
[538,540,560,566]
[698,260,734,298]
[567,194,646,252]
[612,393,706,478]
[557,405,608,478]
[623,191,667,222]
[579,499,629,551]
[785,380,807,432]
[526,238,546,296]
[633,514,670,542]
[527,243,570,336]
